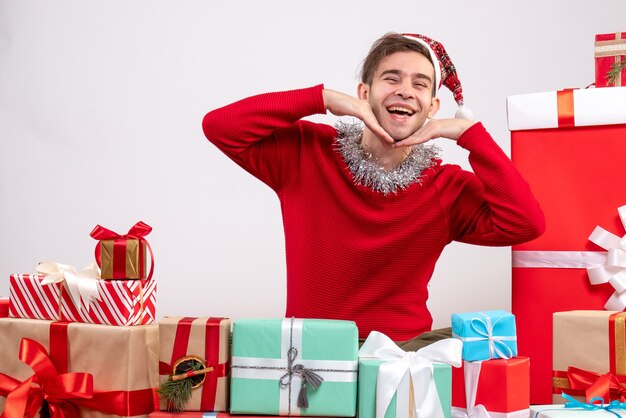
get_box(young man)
[202,33,544,348]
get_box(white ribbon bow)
[37,261,102,313]
[450,361,491,418]
[587,205,626,311]
[453,313,516,360]
[359,331,462,418]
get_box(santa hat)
[402,33,473,120]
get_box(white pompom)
[455,104,474,120]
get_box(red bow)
[0,338,158,418]
[0,338,93,418]
[568,366,626,403]
[89,221,154,280]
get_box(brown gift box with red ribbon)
[158,317,231,412]
[595,32,626,87]
[0,317,159,418]
[90,221,154,280]
[552,311,626,404]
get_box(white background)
[1,1,624,329]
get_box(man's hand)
[322,89,395,145]
[393,118,476,148]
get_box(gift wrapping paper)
[595,32,626,88]
[9,273,156,325]
[359,359,451,418]
[451,357,529,417]
[149,413,330,418]
[0,297,8,317]
[530,404,626,417]
[507,87,626,130]
[451,311,517,361]
[0,317,159,418]
[159,317,231,411]
[552,311,626,404]
[508,89,626,403]
[90,221,153,280]
[230,318,358,416]
[358,332,461,418]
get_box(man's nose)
[395,81,415,99]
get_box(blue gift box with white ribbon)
[451,310,517,362]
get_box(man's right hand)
[322,89,395,145]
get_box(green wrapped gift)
[358,331,461,418]
[230,318,359,416]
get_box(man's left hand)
[393,118,476,148]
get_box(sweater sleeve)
[202,84,328,191]
[436,122,545,246]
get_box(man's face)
[358,51,440,141]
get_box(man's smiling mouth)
[387,106,415,116]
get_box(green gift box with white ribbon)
[230,318,359,416]
[358,331,461,418]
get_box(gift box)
[159,317,231,412]
[451,310,517,361]
[552,311,626,404]
[530,403,626,417]
[90,221,154,280]
[451,357,529,418]
[149,413,330,418]
[0,317,159,418]
[9,272,156,325]
[358,332,461,418]
[230,318,358,416]
[595,32,626,88]
[0,298,8,317]
[508,87,626,403]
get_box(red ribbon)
[556,89,575,128]
[158,317,229,410]
[89,221,154,280]
[567,366,626,403]
[0,323,157,418]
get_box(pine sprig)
[158,378,194,412]
[158,359,204,412]
[607,59,626,86]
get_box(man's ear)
[357,82,369,100]
[428,97,441,118]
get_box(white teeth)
[387,106,415,116]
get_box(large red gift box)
[595,32,626,88]
[507,87,626,404]
[452,357,529,417]
[9,273,156,325]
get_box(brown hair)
[360,33,435,90]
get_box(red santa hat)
[402,33,473,120]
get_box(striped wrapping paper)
[8,273,156,326]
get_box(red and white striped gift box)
[8,274,156,325]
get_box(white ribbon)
[453,313,516,360]
[231,318,358,416]
[37,261,102,314]
[586,205,626,311]
[450,361,491,418]
[359,331,462,418]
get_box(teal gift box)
[230,318,358,416]
[451,310,517,361]
[358,359,452,418]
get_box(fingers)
[362,112,395,145]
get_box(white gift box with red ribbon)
[507,87,626,131]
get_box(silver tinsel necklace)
[335,121,440,196]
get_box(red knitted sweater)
[202,84,544,340]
